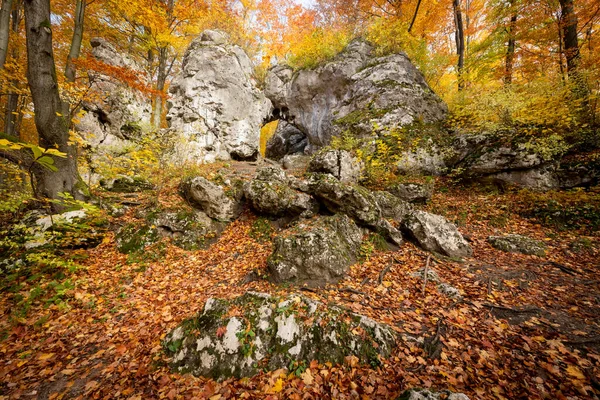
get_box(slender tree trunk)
[504,11,518,85]
[0,0,12,67]
[151,0,174,130]
[23,0,84,206]
[65,0,85,82]
[152,46,167,129]
[559,0,590,120]
[4,3,21,138]
[453,0,465,90]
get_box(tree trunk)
[0,0,12,67]
[151,0,174,130]
[504,12,518,85]
[453,0,465,90]
[3,2,21,138]
[559,0,590,120]
[65,0,85,82]
[152,46,167,129]
[23,0,84,206]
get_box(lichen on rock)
[163,292,398,380]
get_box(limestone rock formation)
[267,214,363,286]
[164,292,397,379]
[308,150,364,183]
[166,30,271,163]
[265,39,447,153]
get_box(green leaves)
[0,138,66,172]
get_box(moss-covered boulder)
[267,214,362,286]
[244,166,318,218]
[488,234,546,257]
[163,292,397,380]
[116,210,221,253]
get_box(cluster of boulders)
[175,149,471,287]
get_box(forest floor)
[0,175,599,400]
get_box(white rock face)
[166,30,272,164]
[265,39,447,153]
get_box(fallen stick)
[422,255,431,296]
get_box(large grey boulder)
[76,38,153,184]
[307,173,381,225]
[244,167,318,218]
[166,30,271,163]
[488,234,546,257]
[164,292,397,379]
[403,210,472,258]
[265,121,307,160]
[268,214,362,286]
[179,176,244,221]
[265,39,447,152]
[308,149,364,183]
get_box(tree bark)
[3,2,21,138]
[559,0,590,120]
[453,0,465,90]
[65,0,85,82]
[151,0,174,130]
[504,9,518,86]
[0,0,12,67]
[24,0,84,206]
[152,46,167,129]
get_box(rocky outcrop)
[179,176,244,222]
[403,210,472,258]
[282,154,310,171]
[265,39,447,153]
[488,234,547,257]
[76,37,152,184]
[268,214,362,286]
[308,150,364,183]
[166,30,271,163]
[372,191,413,222]
[265,121,307,160]
[244,167,318,218]
[164,292,397,379]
